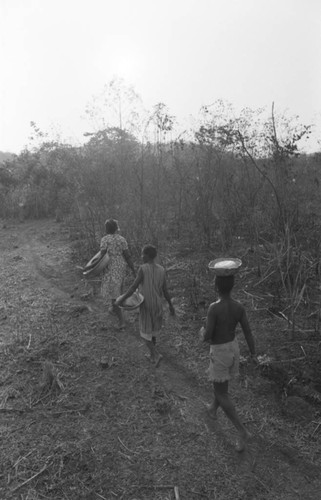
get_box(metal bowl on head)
[208,257,242,276]
[83,251,110,278]
[119,291,144,311]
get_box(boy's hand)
[199,326,206,341]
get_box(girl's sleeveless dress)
[139,263,165,340]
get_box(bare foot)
[206,403,217,419]
[155,353,163,368]
[144,354,154,363]
[235,431,251,452]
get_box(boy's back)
[205,297,248,345]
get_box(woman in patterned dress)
[99,219,135,329]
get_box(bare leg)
[145,339,155,361]
[145,340,162,367]
[207,383,220,418]
[214,381,250,451]
[112,299,125,329]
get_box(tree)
[84,77,146,135]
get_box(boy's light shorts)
[140,330,161,342]
[207,338,240,383]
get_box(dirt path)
[0,220,320,500]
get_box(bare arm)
[202,304,216,342]
[96,240,108,262]
[240,309,256,356]
[115,267,143,305]
[123,249,136,276]
[163,276,175,315]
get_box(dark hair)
[215,275,235,294]
[142,244,157,260]
[105,218,119,234]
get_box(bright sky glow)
[0,0,320,153]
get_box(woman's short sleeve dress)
[100,234,128,304]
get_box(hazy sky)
[1,0,320,153]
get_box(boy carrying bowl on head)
[200,258,258,452]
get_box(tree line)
[1,94,321,330]
[1,99,319,247]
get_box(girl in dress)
[115,244,175,366]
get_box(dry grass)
[0,220,320,499]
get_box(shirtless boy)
[201,274,257,451]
